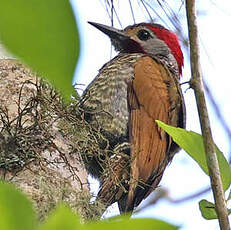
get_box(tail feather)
[97,155,130,211]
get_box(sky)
[71,1,231,229]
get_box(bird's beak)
[88,21,129,42]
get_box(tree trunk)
[0,55,102,220]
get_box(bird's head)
[88,21,184,75]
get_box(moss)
[0,60,123,221]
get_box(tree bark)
[0,57,101,221]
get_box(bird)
[79,21,186,213]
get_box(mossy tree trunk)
[0,55,103,220]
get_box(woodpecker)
[80,21,186,213]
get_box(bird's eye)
[137,29,151,41]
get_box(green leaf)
[39,204,81,230]
[84,216,179,230]
[0,182,36,230]
[0,0,79,98]
[199,199,217,219]
[156,120,231,191]
[199,199,231,220]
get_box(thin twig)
[134,186,210,214]
[141,0,169,27]
[185,1,230,229]
[169,187,210,203]
[139,0,153,22]
[128,0,136,24]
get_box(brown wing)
[126,56,173,211]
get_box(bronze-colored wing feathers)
[126,56,174,211]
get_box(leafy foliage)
[199,199,217,220]
[0,182,36,230]
[156,120,231,191]
[38,205,81,230]
[84,216,179,230]
[199,199,231,220]
[0,183,179,230]
[0,0,79,98]
[199,198,231,220]
[156,121,231,220]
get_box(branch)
[168,187,210,204]
[185,1,230,229]
[134,186,210,214]
[203,80,231,163]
